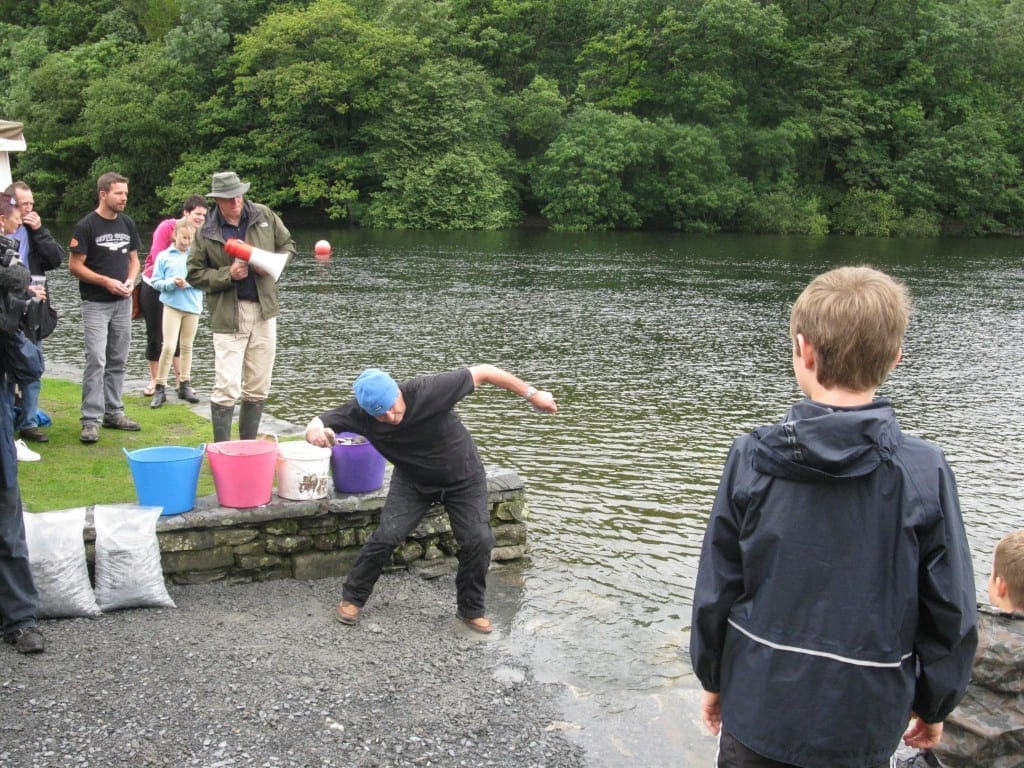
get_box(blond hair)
[994,530,1024,611]
[172,218,196,239]
[790,266,911,391]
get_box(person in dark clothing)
[304,365,557,634]
[689,266,978,768]
[0,234,46,654]
[3,181,62,445]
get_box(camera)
[0,234,18,268]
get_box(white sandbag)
[93,504,176,611]
[23,507,102,618]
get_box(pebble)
[0,573,584,767]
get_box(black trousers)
[719,730,892,768]
[342,469,495,618]
[0,483,38,634]
[140,282,179,362]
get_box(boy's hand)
[700,691,722,735]
[903,714,943,749]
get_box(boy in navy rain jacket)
[689,266,978,768]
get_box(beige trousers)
[210,301,277,407]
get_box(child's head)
[990,530,1024,612]
[790,266,910,393]
[172,218,195,251]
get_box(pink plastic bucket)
[331,433,386,494]
[207,439,278,508]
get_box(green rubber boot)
[211,403,235,443]
[238,400,265,440]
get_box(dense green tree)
[36,0,121,49]
[640,120,750,231]
[532,106,652,230]
[2,0,1022,235]
[170,0,424,217]
[11,38,139,219]
[82,46,206,220]
[360,58,518,228]
[124,0,182,41]
[450,0,636,92]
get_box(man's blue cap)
[353,368,399,416]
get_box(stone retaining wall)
[82,467,529,585]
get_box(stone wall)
[82,467,530,585]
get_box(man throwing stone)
[304,365,557,634]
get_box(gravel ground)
[0,571,586,768]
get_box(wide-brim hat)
[206,171,251,198]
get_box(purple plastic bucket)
[331,433,386,494]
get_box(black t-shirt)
[70,211,142,302]
[319,368,482,487]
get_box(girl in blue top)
[150,219,203,408]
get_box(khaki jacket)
[187,200,295,333]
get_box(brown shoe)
[102,413,141,431]
[19,426,48,443]
[335,600,360,625]
[79,423,99,444]
[457,614,493,634]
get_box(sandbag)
[23,507,101,618]
[92,504,176,611]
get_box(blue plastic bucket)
[124,445,205,516]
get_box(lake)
[39,226,1024,766]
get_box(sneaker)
[15,439,40,462]
[80,423,99,443]
[18,426,49,443]
[102,413,141,431]
[3,625,45,654]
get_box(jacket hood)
[751,398,902,481]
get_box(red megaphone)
[224,238,288,282]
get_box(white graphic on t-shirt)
[96,233,131,252]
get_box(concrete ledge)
[79,466,530,585]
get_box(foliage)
[532,106,652,231]
[742,190,829,236]
[893,209,941,239]
[3,0,1023,236]
[359,58,518,229]
[832,189,902,237]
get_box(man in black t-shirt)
[305,365,557,634]
[68,172,142,444]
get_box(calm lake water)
[41,227,1024,766]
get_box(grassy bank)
[18,378,216,511]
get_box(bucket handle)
[123,445,207,458]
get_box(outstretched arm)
[468,364,557,414]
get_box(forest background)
[1,0,1022,236]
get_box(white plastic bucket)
[276,441,332,500]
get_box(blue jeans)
[14,376,41,431]
[342,469,495,618]
[80,299,132,425]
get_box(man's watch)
[524,386,537,401]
